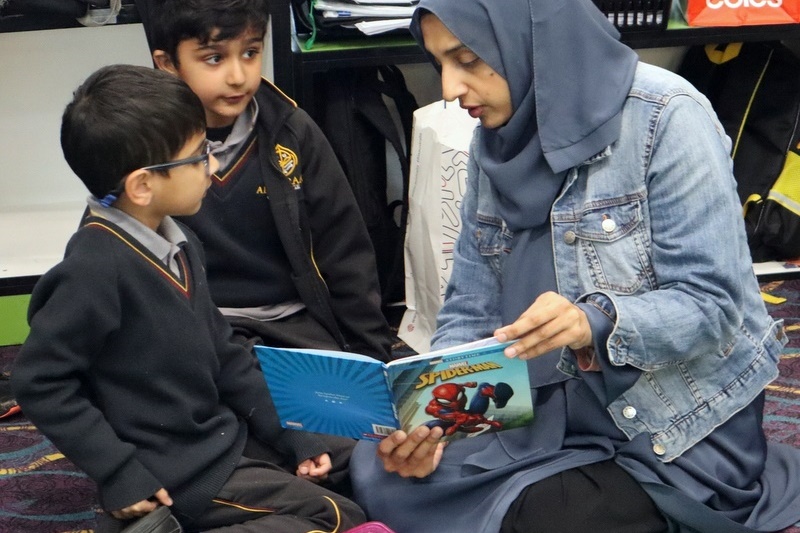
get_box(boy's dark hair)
[60,64,206,199]
[148,0,269,61]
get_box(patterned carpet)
[1,281,800,532]
[0,368,98,532]
[760,279,800,457]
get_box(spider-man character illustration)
[424,381,514,436]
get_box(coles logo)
[687,0,797,26]
[706,0,781,7]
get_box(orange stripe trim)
[211,498,275,513]
[214,137,258,184]
[306,496,342,533]
[85,221,190,296]
[209,495,342,532]
[261,76,297,107]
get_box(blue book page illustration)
[254,339,534,441]
[386,339,534,441]
[254,346,399,441]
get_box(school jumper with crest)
[178,79,392,361]
[11,211,334,522]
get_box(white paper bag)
[398,101,479,353]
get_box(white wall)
[0,20,275,212]
[0,21,273,279]
[0,24,152,210]
[0,25,151,278]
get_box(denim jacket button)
[601,218,617,232]
[653,444,667,456]
[564,230,577,244]
[622,405,637,419]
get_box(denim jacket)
[431,62,786,462]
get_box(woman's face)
[420,14,513,129]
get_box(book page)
[254,345,398,440]
[386,340,534,441]
[388,337,504,365]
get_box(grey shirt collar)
[87,196,188,277]
[208,98,258,170]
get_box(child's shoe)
[119,506,182,533]
[0,372,20,419]
[96,506,182,533]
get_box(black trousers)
[186,455,366,533]
[96,436,362,533]
[500,459,668,533]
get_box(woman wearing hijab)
[349,0,800,531]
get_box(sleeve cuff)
[277,430,330,465]
[573,345,600,372]
[577,295,641,404]
[576,300,614,372]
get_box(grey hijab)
[410,0,638,231]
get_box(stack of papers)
[313,0,417,36]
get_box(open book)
[254,338,534,442]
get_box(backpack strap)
[354,66,419,303]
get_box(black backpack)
[313,65,419,307]
[678,42,800,261]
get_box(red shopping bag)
[685,0,800,26]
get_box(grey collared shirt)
[208,99,258,170]
[86,197,187,277]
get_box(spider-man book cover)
[255,338,534,441]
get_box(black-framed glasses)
[142,139,213,176]
[98,140,213,208]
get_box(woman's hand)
[110,488,172,520]
[377,425,446,478]
[296,453,332,483]
[495,291,592,360]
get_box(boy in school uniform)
[144,0,394,361]
[11,64,367,533]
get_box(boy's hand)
[377,425,445,478]
[296,453,332,482]
[111,488,172,520]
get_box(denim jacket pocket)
[475,215,511,275]
[575,199,654,294]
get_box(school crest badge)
[275,144,302,188]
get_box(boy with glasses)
[11,64,367,533]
